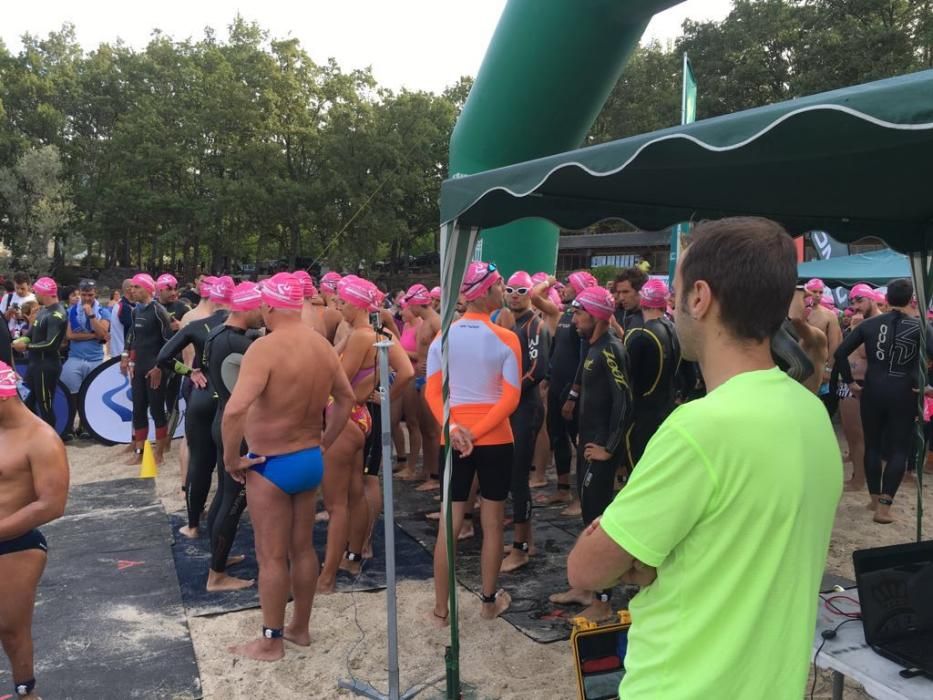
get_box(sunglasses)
[505,286,529,295]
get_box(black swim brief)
[0,529,48,556]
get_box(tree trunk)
[289,219,300,269]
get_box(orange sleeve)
[425,370,443,429]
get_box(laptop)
[854,540,933,676]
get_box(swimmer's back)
[243,323,340,455]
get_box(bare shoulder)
[26,415,68,466]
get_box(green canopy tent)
[797,249,911,287]
[435,72,933,646]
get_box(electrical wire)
[810,618,862,700]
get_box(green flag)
[682,54,697,126]
[671,54,698,279]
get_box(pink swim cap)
[131,273,155,295]
[210,276,235,304]
[402,284,432,308]
[547,286,564,311]
[639,279,669,309]
[460,262,501,302]
[0,360,17,398]
[531,272,549,285]
[292,270,317,299]
[156,273,178,291]
[567,271,598,296]
[849,283,875,302]
[33,276,58,297]
[430,286,441,301]
[261,273,303,310]
[320,272,342,294]
[199,276,217,298]
[572,287,615,322]
[230,282,262,312]
[804,278,825,294]
[507,271,534,289]
[339,276,384,312]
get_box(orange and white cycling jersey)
[425,312,522,446]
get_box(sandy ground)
[65,432,933,700]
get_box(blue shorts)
[0,529,47,556]
[249,446,323,495]
[415,376,426,391]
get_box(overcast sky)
[2,1,734,92]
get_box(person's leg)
[431,447,472,626]
[147,372,169,463]
[396,385,421,480]
[503,402,537,573]
[284,488,320,647]
[340,444,368,575]
[876,397,917,523]
[206,466,252,591]
[357,403,383,559]
[33,358,59,429]
[860,390,885,509]
[180,390,218,537]
[127,368,150,465]
[476,444,513,619]
[0,548,47,699]
[59,357,83,439]
[840,397,866,491]
[391,391,407,472]
[416,390,440,490]
[576,456,619,622]
[530,388,551,488]
[318,422,362,593]
[229,469,292,662]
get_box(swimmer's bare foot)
[536,490,572,505]
[529,477,549,489]
[426,511,441,521]
[500,548,529,573]
[560,500,582,517]
[866,495,879,511]
[844,479,865,493]
[229,637,284,662]
[339,556,362,576]
[416,478,440,492]
[873,500,895,524]
[502,543,536,556]
[549,588,594,606]
[395,467,418,481]
[577,600,614,624]
[480,590,511,620]
[124,452,142,466]
[227,554,246,568]
[316,575,336,594]
[178,525,199,539]
[206,570,255,592]
[458,522,474,540]
[284,624,311,647]
[362,543,374,560]
[429,608,449,628]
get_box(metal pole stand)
[338,340,444,700]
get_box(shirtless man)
[406,284,442,490]
[789,285,829,395]
[294,271,342,343]
[0,360,69,700]
[222,273,355,661]
[803,279,843,400]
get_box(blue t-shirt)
[67,303,105,362]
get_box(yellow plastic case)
[569,611,632,700]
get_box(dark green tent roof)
[440,70,933,253]
[797,248,910,286]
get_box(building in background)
[557,229,670,276]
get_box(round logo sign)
[16,363,75,438]
[78,357,186,445]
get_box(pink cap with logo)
[320,272,342,294]
[261,273,303,310]
[293,270,317,299]
[230,282,262,311]
[0,360,17,398]
[33,276,58,297]
[567,271,598,295]
[460,262,501,302]
[402,284,432,308]
[507,271,534,289]
[572,287,615,321]
[131,273,156,295]
[210,276,235,304]
[640,278,669,309]
[531,272,549,285]
[156,273,178,291]
[849,283,875,302]
[804,278,825,294]
[547,286,564,311]
[199,276,217,298]
[430,286,441,301]
[339,276,384,312]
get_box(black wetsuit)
[623,316,680,471]
[203,323,253,573]
[161,299,192,422]
[508,309,550,531]
[577,331,632,526]
[614,306,644,333]
[835,310,933,498]
[547,308,584,482]
[0,314,15,372]
[24,303,67,428]
[157,309,229,529]
[127,301,173,441]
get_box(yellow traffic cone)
[139,440,158,479]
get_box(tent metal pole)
[909,244,929,542]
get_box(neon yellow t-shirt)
[601,367,842,700]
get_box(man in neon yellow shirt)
[567,217,842,699]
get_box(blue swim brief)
[415,376,426,391]
[249,446,324,495]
